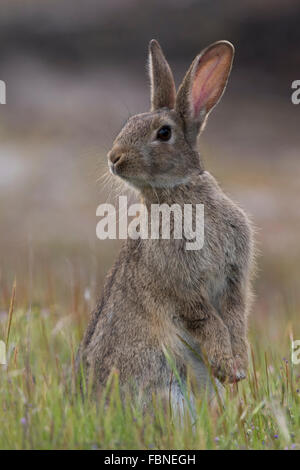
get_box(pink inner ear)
[191,54,226,117]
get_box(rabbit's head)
[108,39,234,189]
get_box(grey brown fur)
[77,40,255,403]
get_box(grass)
[0,275,299,450]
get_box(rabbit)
[77,39,255,406]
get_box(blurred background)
[0,0,299,340]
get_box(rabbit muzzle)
[108,147,126,175]
[108,144,144,183]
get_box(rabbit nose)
[109,148,123,165]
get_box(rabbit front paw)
[231,353,248,382]
[201,331,236,383]
[210,352,248,383]
[209,353,236,384]
[212,360,245,384]
[231,339,249,382]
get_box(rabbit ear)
[148,39,176,111]
[176,41,234,145]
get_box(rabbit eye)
[156,125,171,141]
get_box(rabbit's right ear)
[148,39,176,111]
[176,41,234,146]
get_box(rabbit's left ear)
[176,41,234,145]
[148,40,176,111]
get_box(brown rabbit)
[77,40,254,405]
